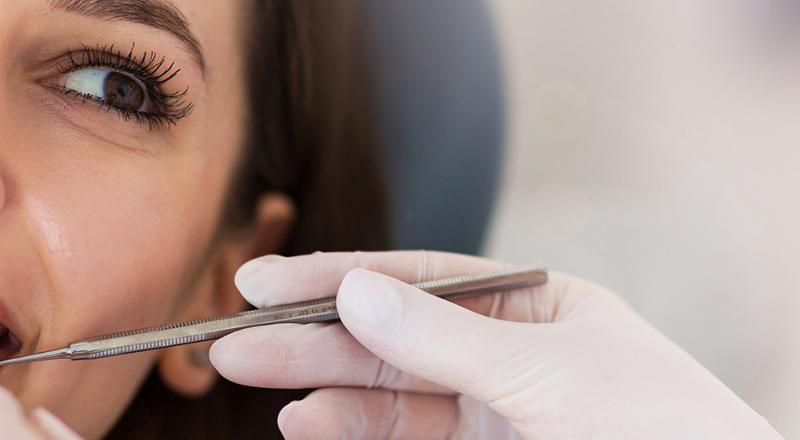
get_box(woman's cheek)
[23,179,185,333]
[12,165,220,437]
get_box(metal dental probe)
[0,264,547,366]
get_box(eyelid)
[38,44,194,129]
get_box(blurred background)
[483,1,800,437]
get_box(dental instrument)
[0,264,547,367]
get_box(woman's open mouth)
[0,298,24,363]
[0,325,22,362]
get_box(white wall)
[485,1,800,436]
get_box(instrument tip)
[0,348,71,367]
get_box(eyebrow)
[49,0,206,73]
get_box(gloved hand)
[210,251,783,439]
[0,388,81,440]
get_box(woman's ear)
[158,192,296,397]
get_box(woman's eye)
[63,68,149,112]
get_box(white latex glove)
[0,388,81,440]
[210,251,783,439]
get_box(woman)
[1,0,386,438]
[0,0,786,439]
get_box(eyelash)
[56,44,193,129]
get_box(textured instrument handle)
[70,264,547,360]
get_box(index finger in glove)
[235,250,537,322]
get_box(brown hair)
[107,1,389,438]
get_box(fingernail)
[234,255,285,304]
[236,254,283,280]
[277,400,301,429]
[338,269,403,333]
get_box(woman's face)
[0,0,253,437]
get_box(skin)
[0,0,290,438]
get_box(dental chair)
[364,0,504,254]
